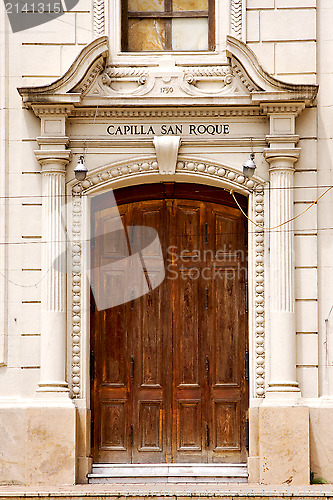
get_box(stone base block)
[76,407,91,483]
[259,405,309,485]
[247,456,260,483]
[77,457,92,484]
[0,403,76,486]
[310,406,333,483]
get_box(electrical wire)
[231,186,333,231]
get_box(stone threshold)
[88,463,248,484]
[0,484,332,499]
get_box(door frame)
[66,157,268,463]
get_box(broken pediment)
[18,35,318,110]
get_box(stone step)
[88,463,248,484]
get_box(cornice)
[37,137,70,147]
[18,36,108,105]
[265,135,300,146]
[69,137,267,149]
[226,36,318,104]
[260,103,306,116]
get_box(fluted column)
[264,149,301,399]
[35,152,71,395]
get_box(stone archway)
[67,158,267,407]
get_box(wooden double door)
[91,184,248,464]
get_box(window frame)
[121,0,215,52]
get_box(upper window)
[122,0,215,52]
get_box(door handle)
[130,355,134,378]
[206,422,210,447]
[130,424,134,447]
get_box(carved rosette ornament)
[70,159,266,398]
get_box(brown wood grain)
[91,184,248,463]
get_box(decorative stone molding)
[253,189,266,398]
[232,62,259,93]
[70,187,83,397]
[71,107,261,118]
[183,66,232,80]
[69,158,266,399]
[18,36,318,108]
[74,61,105,95]
[230,0,243,40]
[103,66,149,81]
[93,0,105,37]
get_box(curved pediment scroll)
[18,36,317,109]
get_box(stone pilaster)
[265,148,301,398]
[34,151,71,395]
[258,126,310,486]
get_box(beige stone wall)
[246,1,319,399]
[0,0,92,400]
[246,0,316,85]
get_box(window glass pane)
[172,18,208,50]
[173,0,208,11]
[128,19,165,50]
[128,0,164,12]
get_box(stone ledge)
[0,485,332,498]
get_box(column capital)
[264,148,301,170]
[34,150,72,173]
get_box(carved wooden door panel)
[205,203,248,463]
[91,188,248,464]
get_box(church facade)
[0,0,333,487]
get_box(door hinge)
[90,350,95,381]
[245,418,249,451]
[205,288,209,310]
[130,424,134,448]
[244,219,248,249]
[206,354,209,380]
[205,223,208,244]
[245,281,248,314]
[245,350,249,381]
[206,422,210,447]
[90,286,95,313]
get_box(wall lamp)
[242,152,256,178]
[74,155,88,181]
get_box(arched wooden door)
[91,183,248,464]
